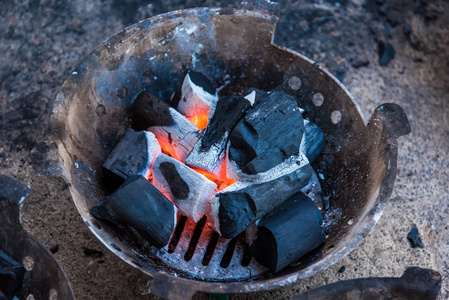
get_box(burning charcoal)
[228,91,305,174]
[131,91,173,131]
[102,128,161,188]
[250,192,326,273]
[147,107,200,163]
[300,119,325,163]
[90,175,177,248]
[0,250,25,300]
[378,41,395,66]
[185,95,251,178]
[171,70,218,130]
[152,154,217,222]
[407,225,424,248]
[211,153,312,239]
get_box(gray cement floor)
[1,0,448,299]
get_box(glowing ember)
[187,110,209,130]
[156,138,179,161]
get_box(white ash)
[185,133,227,178]
[152,154,217,222]
[138,131,162,179]
[176,72,218,120]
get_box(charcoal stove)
[33,0,411,299]
[0,175,74,300]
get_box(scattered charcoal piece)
[403,23,412,36]
[102,128,161,188]
[131,91,173,130]
[185,95,251,178]
[90,175,177,248]
[147,107,200,163]
[301,170,324,212]
[378,41,396,66]
[407,225,424,248]
[152,154,217,222]
[412,57,423,63]
[250,192,326,273]
[300,120,325,163]
[350,57,370,69]
[171,70,218,130]
[211,153,312,239]
[229,91,305,174]
[83,247,103,256]
[49,245,59,254]
[0,250,25,300]
[339,266,346,273]
[243,88,267,105]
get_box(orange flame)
[187,109,209,130]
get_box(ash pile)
[90,70,327,274]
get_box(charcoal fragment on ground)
[49,244,59,254]
[378,41,396,66]
[0,250,26,300]
[83,247,103,257]
[102,128,161,188]
[407,225,424,248]
[228,91,305,174]
[250,192,326,273]
[90,175,177,248]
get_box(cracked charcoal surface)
[1,0,449,299]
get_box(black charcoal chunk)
[90,175,176,248]
[0,250,26,300]
[403,23,412,36]
[131,91,173,130]
[300,120,325,163]
[407,225,424,248]
[243,88,267,105]
[201,95,251,150]
[250,192,326,273]
[378,41,396,66]
[102,128,160,188]
[212,154,312,239]
[217,193,256,240]
[229,91,304,174]
[0,290,7,300]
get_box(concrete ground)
[1,0,448,299]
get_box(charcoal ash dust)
[90,70,328,274]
